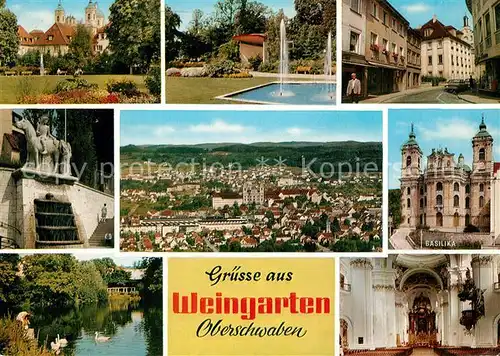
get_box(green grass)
[0,74,147,103]
[166,77,276,104]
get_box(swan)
[57,334,68,347]
[94,331,111,342]
[50,340,60,352]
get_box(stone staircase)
[89,218,114,248]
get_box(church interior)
[340,255,500,355]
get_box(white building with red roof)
[17,1,110,57]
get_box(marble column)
[472,255,494,347]
[438,289,449,346]
[448,266,468,346]
[350,259,375,349]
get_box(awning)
[343,60,374,68]
[368,61,404,70]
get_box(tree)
[139,258,163,306]
[0,5,19,66]
[68,24,93,70]
[108,0,161,73]
[389,189,402,228]
[234,1,270,35]
[165,6,181,62]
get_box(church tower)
[55,0,65,24]
[472,116,494,173]
[470,116,494,231]
[85,0,98,28]
[401,124,423,177]
[400,124,423,227]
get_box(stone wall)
[0,168,114,248]
[0,168,19,242]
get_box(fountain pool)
[217,82,337,105]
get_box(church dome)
[86,0,97,10]
[474,117,492,139]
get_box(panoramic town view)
[120,110,383,253]
[342,0,500,103]
[166,0,336,104]
[388,109,500,249]
[0,0,160,104]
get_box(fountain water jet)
[279,18,290,96]
[40,53,45,76]
[324,32,333,99]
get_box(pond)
[30,301,162,356]
[218,82,337,105]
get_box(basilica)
[399,118,494,232]
[18,1,110,57]
[340,255,500,353]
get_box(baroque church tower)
[400,124,422,227]
[55,0,65,24]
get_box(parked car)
[444,79,469,94]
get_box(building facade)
[400,119,493,232]
[242,182,265,206]
[342,0,369,98]
[365,0,409,95]
[406,28,422,88]
[17,1,110,57]
[340,255,500,350]
[469,0,500,90]
[420,15,474,80]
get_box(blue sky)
[388,109,500,189]
[6,0,113,31]
[120,110,383,146]
[390,0,472,30]
[167,0,296,30]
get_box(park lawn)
[166,77,276,104]
[0,74,147,103]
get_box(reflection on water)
[31,301,162,356]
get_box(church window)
[436,195,443,206]
[466,184,470,193]
[480,183,484,192]
[407,187,410,195]
[88,14,91,20]
[420,198,424,208]
[466,197,470,209]
[424,197,427,207]
[479,148,485,160]
[406,155,412,167]
[436,182,443,191]
[420,187,424,195]
[454,195,460,207]
[407,199,411,208]
[479,196,484,208]
[454,182,459,191]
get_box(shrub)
[166,68,181,76]
[205,60,237,78]
[0,317,53,356]
[167,61,206,68]
[223,72,253,78]
[145,66,161,96]
[258,61,278,73]
[218,41,240,62]
[54,78,98,93]
[422,75,446,83]
[106,79,140,97]
[248,55,262,71]
[180,67,207,77]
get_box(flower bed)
[20,77,158,104]
[21,89,156,104]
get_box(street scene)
[342,0,500,103]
